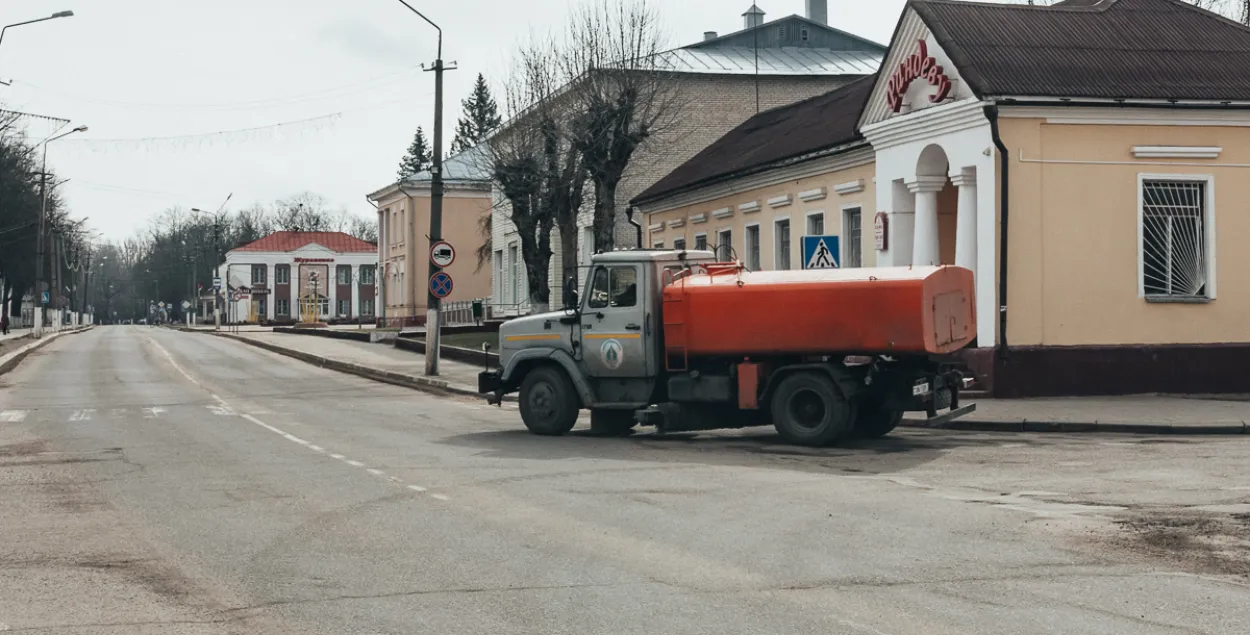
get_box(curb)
[900,418,1248,435]
[0,327,94,376]
[208,332,484,399]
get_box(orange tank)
[661,265,975,361]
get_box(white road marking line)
[308,445,325,453]
[0,410,29,423]
[109,408,127,418]
[406,485,427,492]
[148,337,203,387]
[206,404,236,416]
[430,494,450,501]
[69,409,96,422]
[367,468,386,477]
[389,476,403,483]
[142,407,167,419]
[346,460,365,467]
[329,453,345,460]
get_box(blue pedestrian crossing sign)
[40,292,49,305]
[802,236,840,269]
[429,271,454,299]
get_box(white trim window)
[716,228,733,261]
[694,233,708,251]
[842,207,863,268]
[508,243,520,304]
[774,217,791,270]
[494,250,504,303]
[1138,175,1215,301]
[745,223,761,270]
[806,211,825,236]
[673,237,686,251]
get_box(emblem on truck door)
[601,339,624,370]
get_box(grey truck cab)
[479,249,717,435]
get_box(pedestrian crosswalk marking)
[0,410,28,423]
[142,407,167,419]
[69,409,96,422]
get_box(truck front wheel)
[771,372,854,447]
[518,366,580,436]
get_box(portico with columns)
[858,17,998,349]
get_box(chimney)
[704,31,718,41]
[805,0,827,25]
[742,4,765,30]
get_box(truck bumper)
[478,371,502,394]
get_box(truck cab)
[480,250,716,433]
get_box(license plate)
[912,382,931,396]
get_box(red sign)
[874,212,889,251]
[886,40,953,113]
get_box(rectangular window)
[587,266,638,309]
[807,212,824,236]
[276,299,289,317]
[257,298,267,319]
[1141,178,1211,300]
[801,27,810,42]
[359,266,376,285]
[694,233,708,251]
[275,265,290,285]
[494,250,504,302]
[336,265,351,285]
[361,299,375,317]
[775,219,791,270]
[745,225,761,270]
[509,244,520,304]
[251,265,267,285]
[716,229,733,261]
[337,299,350,316]
[843,208,863,268]
[673,238,686,251]
[320,297,330,317]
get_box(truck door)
[580,263,651,403]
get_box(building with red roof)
[215,231,379,324]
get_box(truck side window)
[588,266,637,309]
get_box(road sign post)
[426,241,455,377]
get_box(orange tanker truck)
[479,249,977,447]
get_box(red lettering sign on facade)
[885,40,953,113]
[294,257,334,264]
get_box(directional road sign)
[181,300,192,310]
[430,241,456,268]
[158,302,167,309]
[802,235,840,269]
[429,271,454,299]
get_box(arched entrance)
[910,144,956,267]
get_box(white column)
[907,176,946,267]
[950,168,978,273]
[267,264,276,321]
[329,266,339,321]
[351,265,361,321]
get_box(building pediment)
[859,7,974,129]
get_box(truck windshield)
[588,266,638,309]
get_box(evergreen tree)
[397,127,432,180]
[451,74,502,154]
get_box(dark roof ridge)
[912,0,1120,12]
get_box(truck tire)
[771,371,854,447]
[854,402,904,439]
[518,366,580,436]
[590,409,637,436]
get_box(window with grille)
[337,299,350,316]
[843,208,863,268]
[673,238,686,251]
[807,213,824,237]
[694,234,707,251]
[336,266,351,285]
[1140,179,1210,300]
[716,229,733,261]
[276,300,290,316]
[775,219,791,270]
[745,225,761,270]
[251,265,267,285]
[360,299,375,317]
[359,266,376,285]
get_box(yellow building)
[634,0,1250,397]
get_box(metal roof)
[648,46,882,76]
[404,143,491,184]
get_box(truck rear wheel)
[854,402,904,439]
[518,366,580,436]
[771,371,854,447]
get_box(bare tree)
[564,0,678,252]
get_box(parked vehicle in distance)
[479,249,976,446]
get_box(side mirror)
[562,276,579,310]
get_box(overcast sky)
[3,0,923,241]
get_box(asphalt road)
[1,326,1248,634]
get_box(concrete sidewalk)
[209,330,1249,435]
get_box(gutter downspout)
[983,104,1009,360]
[365,195,384,327]
[626,206,643,248]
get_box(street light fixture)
[393,0,454,377]
[0,11,75,85]
[32,124,86,338]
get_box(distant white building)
[215,231,378,324]
[489,1,885,314]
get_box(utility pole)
[394,0,456,376]
[32,125,85,337]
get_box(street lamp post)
[394,0,455,376]
[0,11,74,85]
[33,125,86,337]
[193,193,231,331]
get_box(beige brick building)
[489,2,885,315]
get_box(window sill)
[1145,295,1212,304]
